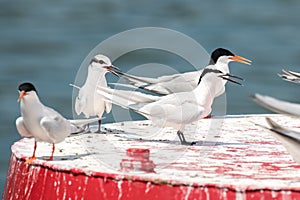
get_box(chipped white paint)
[10,114,300,196]
[117,180,123,200]
[204,187,210,200]
[184,185,192,200]
[145,182,151,193]
[235,191,245,200]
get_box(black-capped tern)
[108,48,251,95]
[97,69,243,145]
[16,82,101,164]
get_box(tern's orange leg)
[25,140,37,164]
[44,144,55,161]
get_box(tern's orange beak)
[230,55,252,65]
[18,91,26,102]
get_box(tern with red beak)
[16,82,101,164]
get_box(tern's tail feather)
[97,86,159,105]
[251,93,300,117]
[68,117,101,126]
[109,69,174,95]
[110,69,159,86]
[97,86,156,117]
[68,117,102,134]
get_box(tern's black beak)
[104,65,121,77]
[219,73,244,86]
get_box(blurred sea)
[1,0,300,193]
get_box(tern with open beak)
[107,48,251,96]
[97,61,246,145]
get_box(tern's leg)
[94,119,102,133]
[177,131,196,145]
[85,123,91,133]
[25,140,37,164]
[45,144,55,161]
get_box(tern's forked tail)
[96,86,156,117]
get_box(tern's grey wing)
[142,71,200,95]
[112,68,201,95]
[16,117,32,137]
[251,93,300,117]
[265,117,300,164]
[40,107,71,143]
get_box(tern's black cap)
[209,48,235,65]
[18,82,37,92]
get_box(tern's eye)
[99,60,105,64]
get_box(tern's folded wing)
[40,115,70,143]
[251,93,300,117]
[111,69,201,95]
[16,117,32,137]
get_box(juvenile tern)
[16,82,101,163]
[72,54,119,133]
[98,70,244,145]
[108,48,251,95]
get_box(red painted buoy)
[3,114,300,199]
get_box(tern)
[108,48,251,95]
[72,54,119,133]
[98,69,244,145]
[16,82,101,164]
[278,69,300,84]
[254,117,300,164]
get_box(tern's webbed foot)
[181,141,197,146]
[44,157,53,161]
[177,131,196,146]
[25,156,36,164]
[94,130,105,134]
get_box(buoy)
[3,114,300,199]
